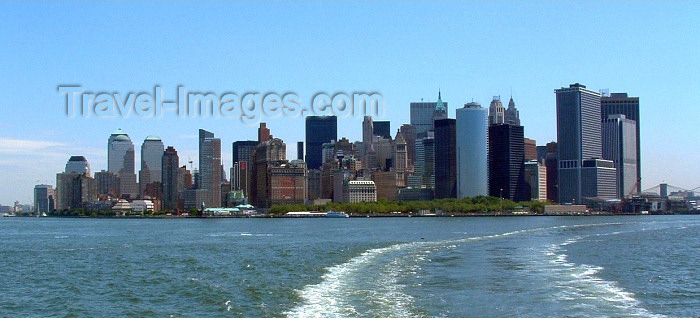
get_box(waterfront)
[0,216,697,317]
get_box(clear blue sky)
[1,1,698,204]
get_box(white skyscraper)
[456,101,488,198]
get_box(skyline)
[1,1,699,204]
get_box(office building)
[297,141,304,160]
[488,124,528,202]
[488,96,505,126]
[305,116,338,170]
[374,121,391,139]
[544,141,558,202]
[108,128,137,198]
[34,184,55,213]
[410,90,448,138]
[456,101,488,198]
[603,114,638,198]
[555,83,606,204]
[258,123,270,143]
[162,146,179,211]
[601,92,641,193]
[139,136,164,197]
[434,118,456,199]
[232,140,258,197]
[505,96,520,125]
[347,180,377,203]
[581,159,617,199]
[199,129,221,208]
[65,155,90,175]
[524,161,547,201]
[95,170,119,197]
[269,159,308,206]
[524,138,537,161]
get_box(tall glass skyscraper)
[434,118,456,199]
[456,102,488,198]
[161,146,179,211]
[555,83,613,204]
[108,128,137,197]
[603,114,637,198]
[601,93,640,193]
[410,90,448,138]
[199,129,221,208]
[305,116,337,170]
[139,136,164,196]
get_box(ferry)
[325,210,349,218]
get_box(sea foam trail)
[285,224,608,318]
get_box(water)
[0,216,697,317]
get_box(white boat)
[325,210,349,218]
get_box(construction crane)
[618,178,642,213]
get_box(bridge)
[642,184,699,197]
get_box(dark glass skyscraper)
[161,146,179,211]
[434,118,457,199]
[373,121,391,139]
[488,124,528,201]
[410,90,448,139]
[305,116,337,170]
[555,83,606,204]
[601,93,641,193]
[199,129,221,208]
[232,140,258,196]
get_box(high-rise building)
[488,96,505,126]
[505,96,520,125]
[34,184,54,213]
[409,137,435,189]
[139,136,164,197]
[269,159,308,206]
[603,114,638,198]
[162,146,179,211]
[456,102,488,198]
[434,118,456,199]
[393,131,408,188]
[399,124,417,167]
[305,116,337,170]
[555,83,608,204]
[232,140,258,197]
[362,116,374,154]
[601,92,641,193]
[56,157,96,210]
[581,159,617,199]
[297,141,304,160]
[108,128,137,198]
[524,161,547,201]
[488,124,528,202]
[410,90,448,138]
[258,123,270,143]
[199,129,221,208]
[545,141,558,202]
[95,170,119,197]
[65,156,90,174]
[524,138,537,161]
[253,137,286,208]
[374,121,391,139]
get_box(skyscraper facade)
[434,118,457,199]
[603,114,638,198]
[555,83,605,204]
[305,116,338,170]
[108,128,137,198]
[488,96,505,126]
[410,91,448,138]
[456,102,488,198]
[505,96,520,125]
[199,129,221,208]
[373,121,391,139]
[139,136,164,197]
[34,184,54,213]
[488,124,528,201]
[65,156,90,174]
[161,146,179,211]
[232,140,259,197]
[601,92,641,193]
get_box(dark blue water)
[0,216,697,317]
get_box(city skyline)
[1,2,699,204]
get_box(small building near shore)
[544,204,588,215]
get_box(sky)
[0,1,698,205]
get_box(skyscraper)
[545,141,558,202]
[456,102,488,198]
[161,146,179,211]
[505,96,520,125]
[258,123,270,143]
[34,184,54,213]
[601,92,641,193]
[56,156,96,210]
[374,121,391,139]
[524,138,537,161]
[108,128,137,198]
[603,114,638,198]
[488,96,505,126]
[139,136,164,197]
[434,118,456,199]
[555,83,608,204]
[305,116,337,170]
[199,129,221,208]
[231,140,257,198]
[488,124,528,202]
[362,116,374,154]
[65,156,91,174]
[410,90,448,138]
[297,141,304,160]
